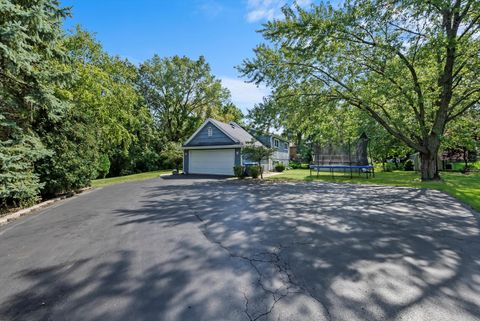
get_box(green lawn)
[268,169,480,212]
[449,161,480,171]
[92,170,172,187]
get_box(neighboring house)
[182,118,290,175]
[253,132,290,169]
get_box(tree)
[160,142,183,173]
[215,102,244,124]
[36,27,150,195]
[443,108,480,170]
[240,0,480,180]
[0,0,70,203]
[242,140,275,179]
[138,55,242,143]
[250,86,412,169]
[0,116,48,206]
[356,113,410,170]
[108,108,161,176]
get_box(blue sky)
[61,0,316,112]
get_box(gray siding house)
[182,118,289,175]
[254,133,290,169]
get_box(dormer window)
[207,126,213,137]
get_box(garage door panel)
[189,149,235,175]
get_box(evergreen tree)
[0,0,70,204]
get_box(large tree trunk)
[419,133,442,181]
[420,152,439,181]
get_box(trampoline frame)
[309,164,375,179]
[309,134,375,179]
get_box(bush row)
[233,163,285,179]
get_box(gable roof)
[209,119,261,145]
[184,118,263,147]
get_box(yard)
[91,170,172,187]
[268,169,480,212]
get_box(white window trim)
[207,126,213,137]
[274,139,279,147]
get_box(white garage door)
[189,149,235,175]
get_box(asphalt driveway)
[0,176,479,321]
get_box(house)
[182,118,290,175]
[252,132,290,169]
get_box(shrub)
[97,154,111,178]
[233,165,245,178]
[275,163,285,172]
[289,161,300,169]
[384,162,396,172]
[250,166,261,179]
[473,162,480,170]
[404,159,414,171]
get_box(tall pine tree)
[0,0,70,205]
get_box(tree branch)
[447,99,479,121]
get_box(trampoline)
[309,133,375,179]
[309,164,375,178]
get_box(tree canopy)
[0,1,244,206]
[0,0,70,205]
[139,55,243,144]
[240,0,480,180]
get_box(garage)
[188,149,235,175]
[183,119,260,176]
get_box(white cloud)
[220,77,270,112]
[198,0,224,18]
[246,0,312,23]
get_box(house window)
[274,139,279,147]
[207,126,213,137]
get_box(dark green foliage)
[0,118,48,206]
[289,161,300,169]
[275,163,285,172]
[0,0,70,205]
[384,162,396,172]
[35,116,99,196]
[233,165,245,178]
[404,159,414,171]
[108,108,162,176]
[289,161,310,169]
[34,28,147,196]
[249,166,261,179]
[298,144,313,163]
[0,0,70,131]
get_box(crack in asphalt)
[193,212,332,321]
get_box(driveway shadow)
[1,179,479,321]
